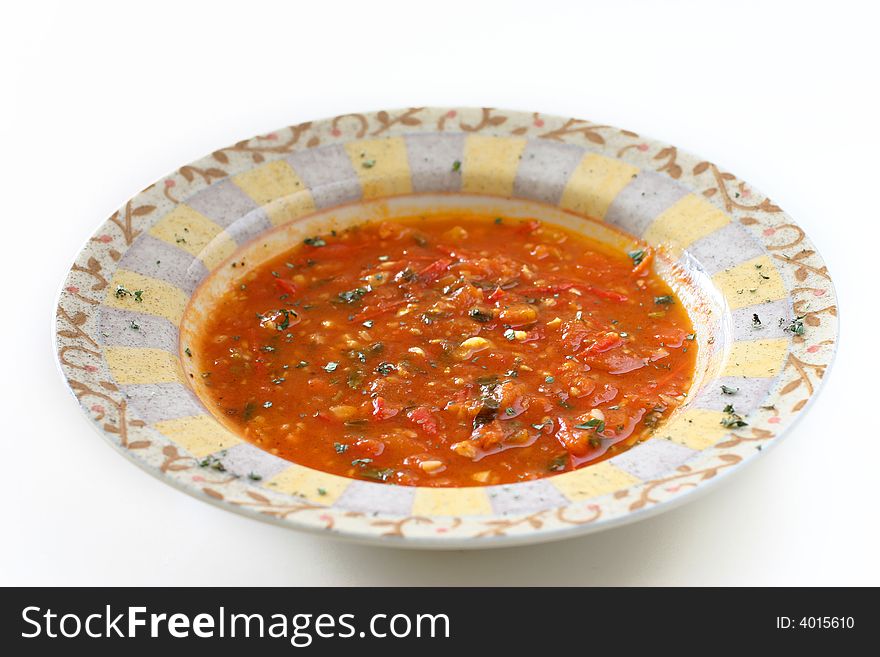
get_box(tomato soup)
[188,215,696,487]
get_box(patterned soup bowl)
[54,108,837,548]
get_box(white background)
[2,0,877,586]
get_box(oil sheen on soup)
[189,215,697,487]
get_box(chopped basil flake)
[199,455,226,472]
[114,285,144,302]
[360,467,395,482]
[575,418,606,433]
[338,287,368,304]
[628,249,646,266]
[376,362,396,376]
[721,404,748,428]
[787,315,806,336]
[468,308,493,323]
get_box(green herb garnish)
[114,285,144,301]
[721,404,748,428]
[468,308,493,323]
[787,315,805,336]
[360,467,395,482]
[376,362,396,376]
[575,418,606,433]
[628,249,646,266]
[198,455,226,472]
[338,287,368,304]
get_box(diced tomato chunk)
[274,278,298,295]
[372,396,399,420]
[351,438,386,457]
[591,384,618,405]
[419,258,452,283]
[654,328,687,348]
[582,332,624,355]
[554,418,592,458]
[582,286,628,302]
[487,286,506,302]
[407,407,438,434]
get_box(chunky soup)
[189,215,696,487]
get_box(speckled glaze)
[54,108,838,548]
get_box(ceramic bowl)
[54,107,838,548]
